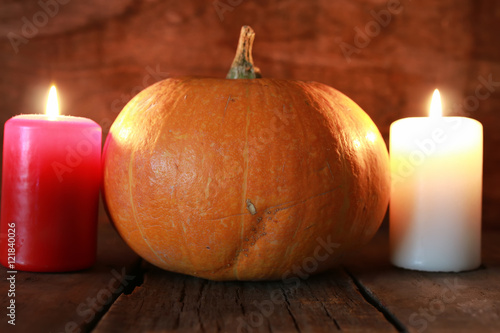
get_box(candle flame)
[46,85,59,118]
[429,89,442,118]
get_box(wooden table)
[1,222,499,333]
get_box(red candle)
[0,86,101,272]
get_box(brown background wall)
[0,0,499,228]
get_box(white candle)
[390,89,483,272]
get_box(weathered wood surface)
[0,0,499,228]
[343,231,500,333]
[93,228,500,333]
[91,230,500,333]
[0,222,141,333]
[92,265,395,333]
[1,223,499,332]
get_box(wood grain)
[0,222,141,333]
[1,220,498,332]
[343,230,500,333]
[93,264,396,332]
[92,229,500,332]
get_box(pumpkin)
[103,26,390,281]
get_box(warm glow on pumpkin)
[366,131,376,143]
[353,139,361,148]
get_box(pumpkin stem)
[226,26,262,79]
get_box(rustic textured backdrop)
[0,0,499,228]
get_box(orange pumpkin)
[103,26,390,281]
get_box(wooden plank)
[343,230,500,333]
[93,264,396,332]
[0,222,141,333]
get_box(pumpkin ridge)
[127,150,166,265]
[177,115,198,272]
[172,87,196,271]
[235,100,252,279]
